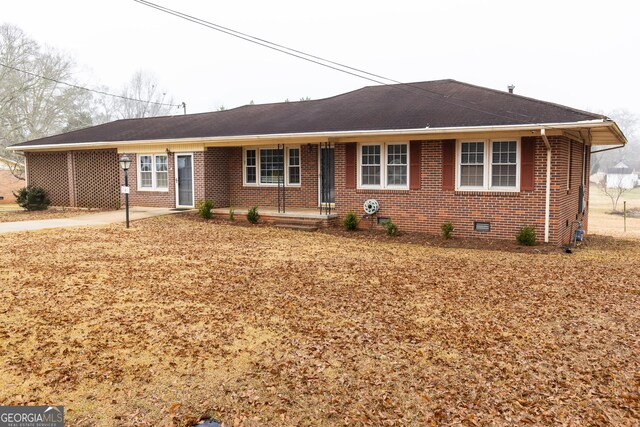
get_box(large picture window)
[260,149,283,184]
[359,143,409,189]
[138,154,168,191]
[457,139,519,191]
[243,147,301,186]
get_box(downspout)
[541,129,551,243]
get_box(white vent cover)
[363,199,379,215]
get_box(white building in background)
[606,162,638,189]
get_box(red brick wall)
[193,151,206,206]
[332,138,580,242]
[26,150,119,209]
[25,152,70,206]
[204,147,230,208]
[119,152,176,208]
[118,151,206,209]
[22,135,586,243]
[552,138,590,245]
[227,145,319,209]
[0,170,23,203]
[74,150,119,209]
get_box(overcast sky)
[3,0,639,118]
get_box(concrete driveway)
[0,207,188,233]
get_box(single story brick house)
[9,80,626,244]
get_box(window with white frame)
[386,144,408,186]
[245,149,257,184]
[260,149,283,184]
[155,155,168,188]
[138,154,169,191]
[361,145,381,186]
[457,139,519,191]
[359,143,409,189]
[139,155,153,188]
[460,142,484,187]
[288,148,300,185]
[243,147,301,186]
[491,141,517,187]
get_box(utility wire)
[135,0,400,86]
[0,62,183,109]
[133,0,406,89]
[133,0,555,125]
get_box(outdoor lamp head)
[119,155,131,171]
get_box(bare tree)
[0,156,24,180]
[112,71,176,119]
[598,175,630,212]
[0,23,92,169]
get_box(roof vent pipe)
[508,84,515,94]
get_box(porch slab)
[212,207,338,220]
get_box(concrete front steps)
[273,218,321,232]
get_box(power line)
[135,0,400,86]
[133,0,554,126]
[0,62,183,110]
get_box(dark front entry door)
[320,147,335,205]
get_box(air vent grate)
[474,222,490,232]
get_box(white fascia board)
[9,119,620,151]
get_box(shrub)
[229,206,235,221]
[247,206,259,224]
[441,221,454,239]
[384,220,398,236]
[196,199,214,219]
[516,225,536,246]
[343,211,359,231]
[14,186,50,211]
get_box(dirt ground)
[589,186,640,238]
[0,215,638,426]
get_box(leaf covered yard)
[0,215,638,425]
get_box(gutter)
[541,129,552,244]
[7,119,620,152]
[591,144,625,154]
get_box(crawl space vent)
[474,222,491,232]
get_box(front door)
[175,153,194,208]
[319,146,335,205]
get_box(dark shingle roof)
[12,79,605,148]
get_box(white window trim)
[287,147,301,186]
[456,138,521,192]
[137,153,169,192]
[357,142,410,190]
[243,148,258,185]
[243,146,301,187]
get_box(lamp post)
[119,155,131,228]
